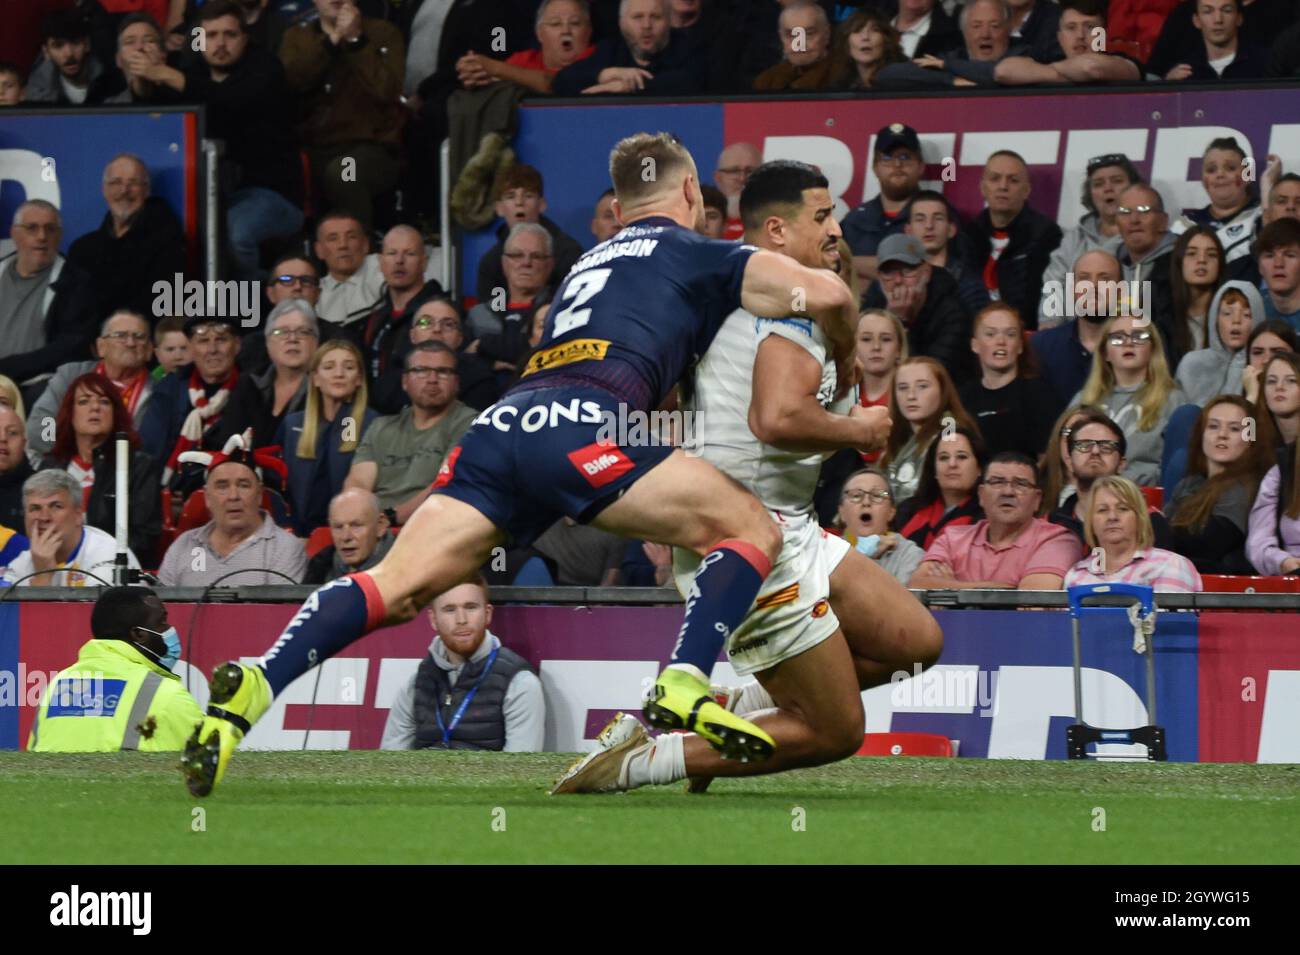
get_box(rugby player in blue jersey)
[181,133,862,796]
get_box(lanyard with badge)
[435,647,499,747]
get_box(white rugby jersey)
[682,309,847,520]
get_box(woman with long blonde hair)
[1070,314,1188,486]
[276,340,376,535]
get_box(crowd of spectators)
[1,0,1299,594]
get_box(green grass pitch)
[2,753,1296,864]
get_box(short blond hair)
[609,132,696,208]
[1083,476,1153,550]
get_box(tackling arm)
[740,250,858,359]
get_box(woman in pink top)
[1065,476,1203,592]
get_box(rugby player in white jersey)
[553,161,943,794]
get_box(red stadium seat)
[305,526,334,559]
[1201,575,1300,594]
[1141,485,1163,510]
[855,732,954,758]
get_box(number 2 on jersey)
[551,268,611,337]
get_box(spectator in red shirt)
[456,0,596,95]
[910,451,1085,589]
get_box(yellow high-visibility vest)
[29,639,203,752]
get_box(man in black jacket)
[862,234,972,384]
[68,154,187,323]
[0,407,35,533]
[1159,0,1268,81]
[962,150,1062,330]
[551,0,704,95]
[0,201,98,396]
[130,0,305,280]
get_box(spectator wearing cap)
[303,487,393,584]
[24,8,112,104]
[0,200,98,396]
[314,211,385,330]
[381,576,545,752]
[409,297,501,411]
[1157,0,1267,81]
[910,452,1084,589]
[962,149,1062,331]
[552,0,705,95]
[217,299,314,449]
[475,164,583,304]
[753,0,840,91]
[139,317,241,476]
[359,226,445,415]
[280,0,406,230]
[841,123,925,287]
[104,14,184,106]
[892,0,963,59]
[876,0,1030,89]
[713,143,760,241]
[37,372,162,560]
[67,153,187,322]
[28,310,156,460]
[1038,154,1138,329]
[137,0,305,282]
[454,0,596,95]
[345,342,477,527]
[902,189,989,315]
[993,0,1142,85]
[3,469,140,588]
[157,441,306,586]
[862,234,971,380]
[467,224,554,378]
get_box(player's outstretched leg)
[592,450,783,761]
[181,494,502,796]
[552,629,864,794]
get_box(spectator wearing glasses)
[37,372,162,561]
[1047,408,1132,542]
[466,223,554,371]
[216,300,315,449]
[1167,395,1266,574]
[67,154,186,323]
[277,339,375,535]
[833,467,926,585]
[894,425,988,549]
[409,297,501,411]
[240,255,324,377]
[862,235,970,377]
[1070,315,1188,485]
[713,142,760,240]
[910,452,1084,589]
[1038,154,1138,328]
[27,310,156,461]
[1240,320,1298,406]
[345,342,477,526]
[841,124,925,287]
[1065,476,1202,591]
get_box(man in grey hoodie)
[22,9,112,105]
[1175,280,1267,405]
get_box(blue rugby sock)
[669,539,772,679]
[258,573,386,696]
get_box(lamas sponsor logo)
[49,885,151,935]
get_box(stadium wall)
[3,601,1296,762]
[462,85,1300,293]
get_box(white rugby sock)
[624,732,687,788]
[731,681,775,717]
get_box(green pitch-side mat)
[1,753,1296,864]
